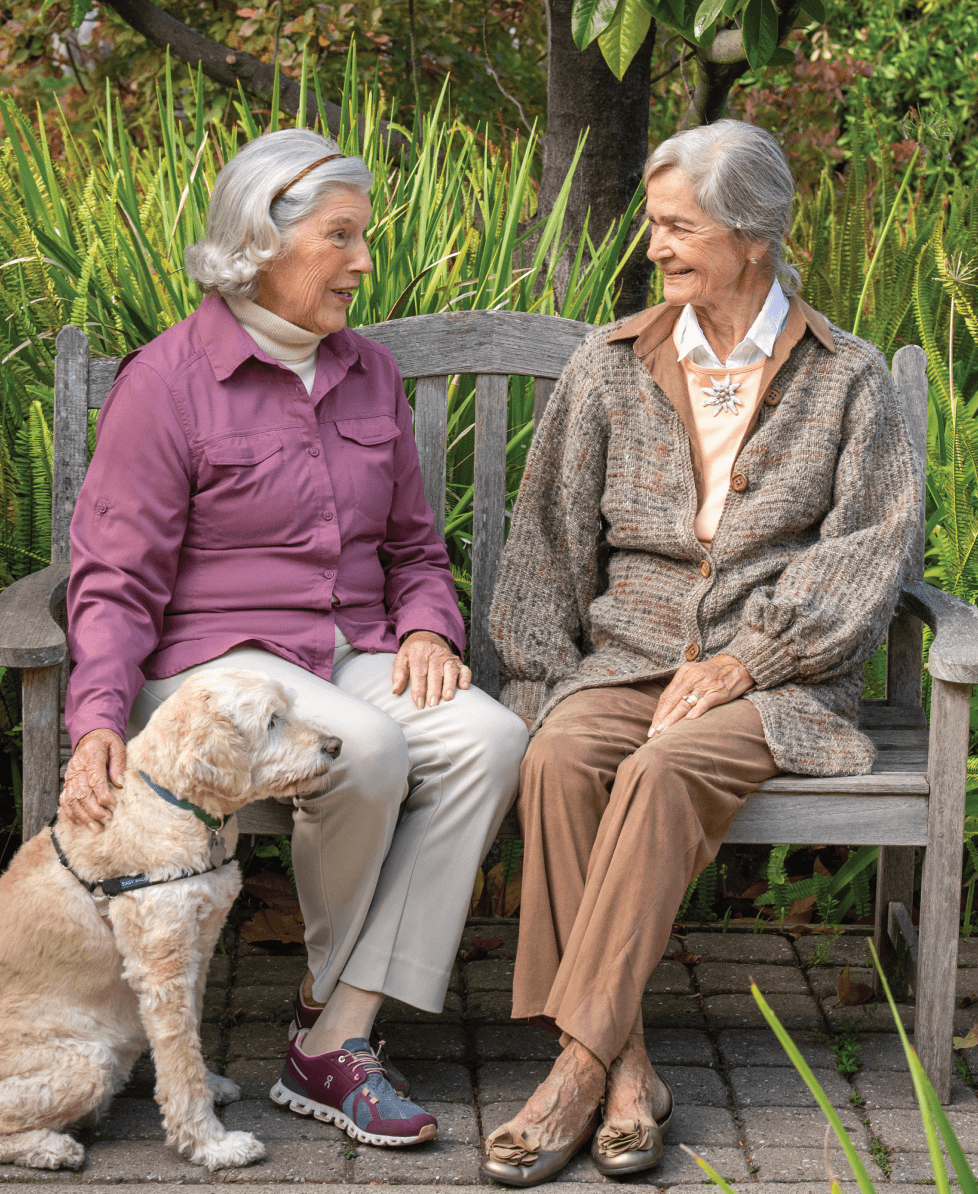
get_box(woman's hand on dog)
[392,631,472,709]
[61,728,126,832]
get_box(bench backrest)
[52,313,928,703]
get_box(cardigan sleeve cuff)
[499,678,548,720]
[723,627,798,691]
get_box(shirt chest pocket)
[333,415,401,525]
[191,431,296,547]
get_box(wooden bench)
[1,311,976,1100]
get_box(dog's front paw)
[206,1071,241,1105]
[16,1131,85,1170]
[191,1130,266,1171]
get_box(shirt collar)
[608,292,835,357]
[674,280,790,365]
[196,292,363,382]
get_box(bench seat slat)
[726,792,929,845]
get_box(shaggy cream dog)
[0,668,340,1173]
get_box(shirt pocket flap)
[203,431,283,466]
[335,415,401,445]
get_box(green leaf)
[742,0,779,72]
[769,46,796,66]
[693,0,726,38]
[597,0,653,80]
[571,0,619,49]
[69,0,88,27]
[800,0,825,22]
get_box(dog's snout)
[322,736,342,759]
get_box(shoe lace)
[341,1048,386,1082]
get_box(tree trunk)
[540,0,656,318]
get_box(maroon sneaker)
[270,1033,437,1146]
[288,988,411,1099]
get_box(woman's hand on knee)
[61,728,126,831]
[392,630,472,709]
[648,655,753,738]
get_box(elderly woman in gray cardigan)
[484,119,921,1186]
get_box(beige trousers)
[128,637,527,1013]
[512,681,778,1068]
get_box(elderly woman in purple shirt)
[58,128,528,1147]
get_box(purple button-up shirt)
[65,293,465,749]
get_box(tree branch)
[101,0,412,157]
[678,0,803,129]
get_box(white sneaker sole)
[269,1079,436,1148]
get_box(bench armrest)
[0,562,71,668]
[900,581,978,683]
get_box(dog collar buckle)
[91,886,112,918]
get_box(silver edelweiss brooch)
[702,373,742,416]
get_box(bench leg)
[916,678,970,1103]
[874,846,916,1000]
[21,665,61,840]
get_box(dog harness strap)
[50,825,221,903]
[138,771,228,830]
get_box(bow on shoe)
[485,1124,542,1166]
[595,1118,653,1157]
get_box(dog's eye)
[268,716,278,732]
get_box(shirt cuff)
[499,678,548,721]
[722,626,797,691]
[68,713,127,752]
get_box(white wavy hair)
[644,119,800,294]
[184,129,373,300]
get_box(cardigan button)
[684,643,700,662]
[730,472,748,493]
[308,447,320,457]
[700,560,711,578]
[764,387,783,406]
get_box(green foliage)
[830,1020,861,1077]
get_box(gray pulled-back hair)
[184,128,373,300]
[644,119,799,294]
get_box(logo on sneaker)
[325,1075,332,1086]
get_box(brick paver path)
[3,926,978,1187]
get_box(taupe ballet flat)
[480,1107,600,1187]
[590,1080,674,1176]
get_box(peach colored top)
[677,348,768,547]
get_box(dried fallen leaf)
[836,964,875,1006]
[243,872,295,910]
[469,868,485,917]
[813,856,832,878]
[953,1022,978,1050]
[669,949,703,965]
[239,906,305,945]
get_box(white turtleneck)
[226,295,322,394]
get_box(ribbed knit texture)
[489,313,922,777]
[226,295,321,393]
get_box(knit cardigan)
[489,297,923,777]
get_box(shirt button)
[730,473,748,493]
[700,560,711,578]
[685,643,700,662]
[764,387,783,406]
[323,569,335,579]
[308,447,320,457]
[322,511,333,521]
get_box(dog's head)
[129,669,341,816]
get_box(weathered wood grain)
[756,771,929,795]
[869,751,927,772]
[726,792,929,846]
[237,798,294,835]
[0,562,71,668]
[359,311,593,380]
[916,678,972,1102]
[470,374,509,697]
[875,846,917,999]
[52,327,90,564]
[87,356,122,410]
[868,728,930,750]
[887,900,920,997]
[902,581,978,683]
[533,377,556,428]
[857,703,927,729]
[22,665,62,838]
[414,375,448,538]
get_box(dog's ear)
[168,695,253,812]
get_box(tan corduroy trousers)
[513,681,778,1069]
